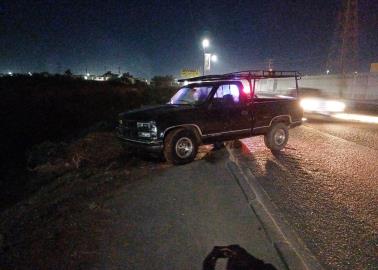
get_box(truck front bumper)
[117,133,164,153]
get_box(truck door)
[213,83,252,139]
[203,94,228,136]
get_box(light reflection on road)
[332,113,378,124]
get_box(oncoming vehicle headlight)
[325,100,346,112]
[137,121,158,139]
[300,98,345,113]
[300,98,321,112]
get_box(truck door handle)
[241,110,249,116]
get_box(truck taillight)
[243,85,250,94]
[241,79,252,95]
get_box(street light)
[201,39,218,75]
[202,39,210,75]
[202,39,209,49]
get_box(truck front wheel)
[264,123,289,152]
[164,128,198,165]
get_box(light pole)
[202,38,209,75]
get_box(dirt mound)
[67,132,124,169]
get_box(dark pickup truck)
[117,70,303,164]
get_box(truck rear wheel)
[164,128,198,165]
[264,123,289,152]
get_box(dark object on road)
[117,70,303,164]
[203,245,278,270]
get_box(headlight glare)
[300,98,345,113]
[325,100,345,112]
[300,98,321,111]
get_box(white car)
[298,88,346,118]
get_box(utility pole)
[266,58,274,71]
[202,39,209,76]
[327,0,359,74]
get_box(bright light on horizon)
[211,54,218,62]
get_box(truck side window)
[214,84,240,104]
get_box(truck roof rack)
[178,70,301,82]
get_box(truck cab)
[117,70,303,164]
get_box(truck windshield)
[169,86,213,105]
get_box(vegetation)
[150,75,175,88]
[0,75,178,209]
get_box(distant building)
[81,71,147,85]
[120,72,135,84]
[88,71,119,81]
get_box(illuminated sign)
[370,63,378,73]
[180,69,200,78]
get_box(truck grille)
[118,120,138,138]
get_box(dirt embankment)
[0,76,178,209]
[0,131,170,269]
[0,76,181,268]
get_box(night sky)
[0,0,377,78]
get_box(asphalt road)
[306,119,378,151]
[241,120,378,270]
[96,150,286,269]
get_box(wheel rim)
[175,137,193,159]
[274,129,286,145]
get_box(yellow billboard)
[180,69,200,78]
[370,63,378,73]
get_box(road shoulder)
[227,145,325,270]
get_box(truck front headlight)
[138,132,152,138]
[137,121,158,139]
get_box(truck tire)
[164,128,198,165]
[264,123,289,152]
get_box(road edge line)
[226,145,325,270]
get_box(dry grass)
[67,132,124,169]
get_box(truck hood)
[119,104,194,121]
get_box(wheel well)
[164,125,202,144]
[270,116,291,126]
